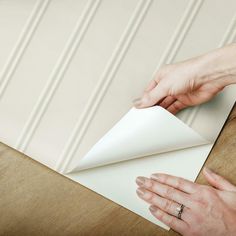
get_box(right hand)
[133,44,236,114]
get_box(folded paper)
[68,106,208,172]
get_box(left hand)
[135,167,236,236]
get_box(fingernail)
[136,177,146,186]
[149,205,158,213]
[204,167,214,174]
[133,97,141,103]
[136,188,145,197]
[133,98,142,107]
[150,174,160,181]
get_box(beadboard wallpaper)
[0,0,236,229]
[0,0,235,171]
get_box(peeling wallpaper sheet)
[69,106,209,172]
[0,0,236,230]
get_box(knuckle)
[189,78,196,90]
[193,187,217,208]
[158,210,165,220]
[154,73,161,83]
[165,187,175,198]
[192,201,203,211]
[146,191,155,202]
[168,87,175,97]
[149,193,157,203]
[172,102,181,110]
[175,178,183,189]
[142,92,151,103]
[163,200,172,212]
[145,179,154,189]
[160,82,170,93]
[201,186,214,197]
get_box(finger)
[133,80,158,107]
[136,187,190,221]
[149,205,188,234]
[144,79,158,92]
[203,167,236,192]
[150,173,198,194]
[136,177,191,207]
[166,100,187,114]
[136,85,168,108]
[158,96,176,108]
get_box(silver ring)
[176,204,184,219]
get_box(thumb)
[203,167,236,192]
[133,84,167,108]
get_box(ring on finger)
[176,204,185,219]
[161,199,186,220]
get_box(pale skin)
[134,43,236,235]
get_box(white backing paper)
[68,106,208,172]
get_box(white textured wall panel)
[0,0,37,69]
[0,0,88,143]
[175,0,236,61]
[25,0,139,168]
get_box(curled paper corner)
[65,106,210,174]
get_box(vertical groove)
[186,14,236,127]
[149,0,203,123]
[219,15,236,46]
[152,0,203,72]
[57,0,153,173]
[0,0,50,100]
[15,0,101,151]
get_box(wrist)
[195,43,236,87]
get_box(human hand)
[134,44,236,114]
[135,167,236,236]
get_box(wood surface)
[0,104,235,236]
